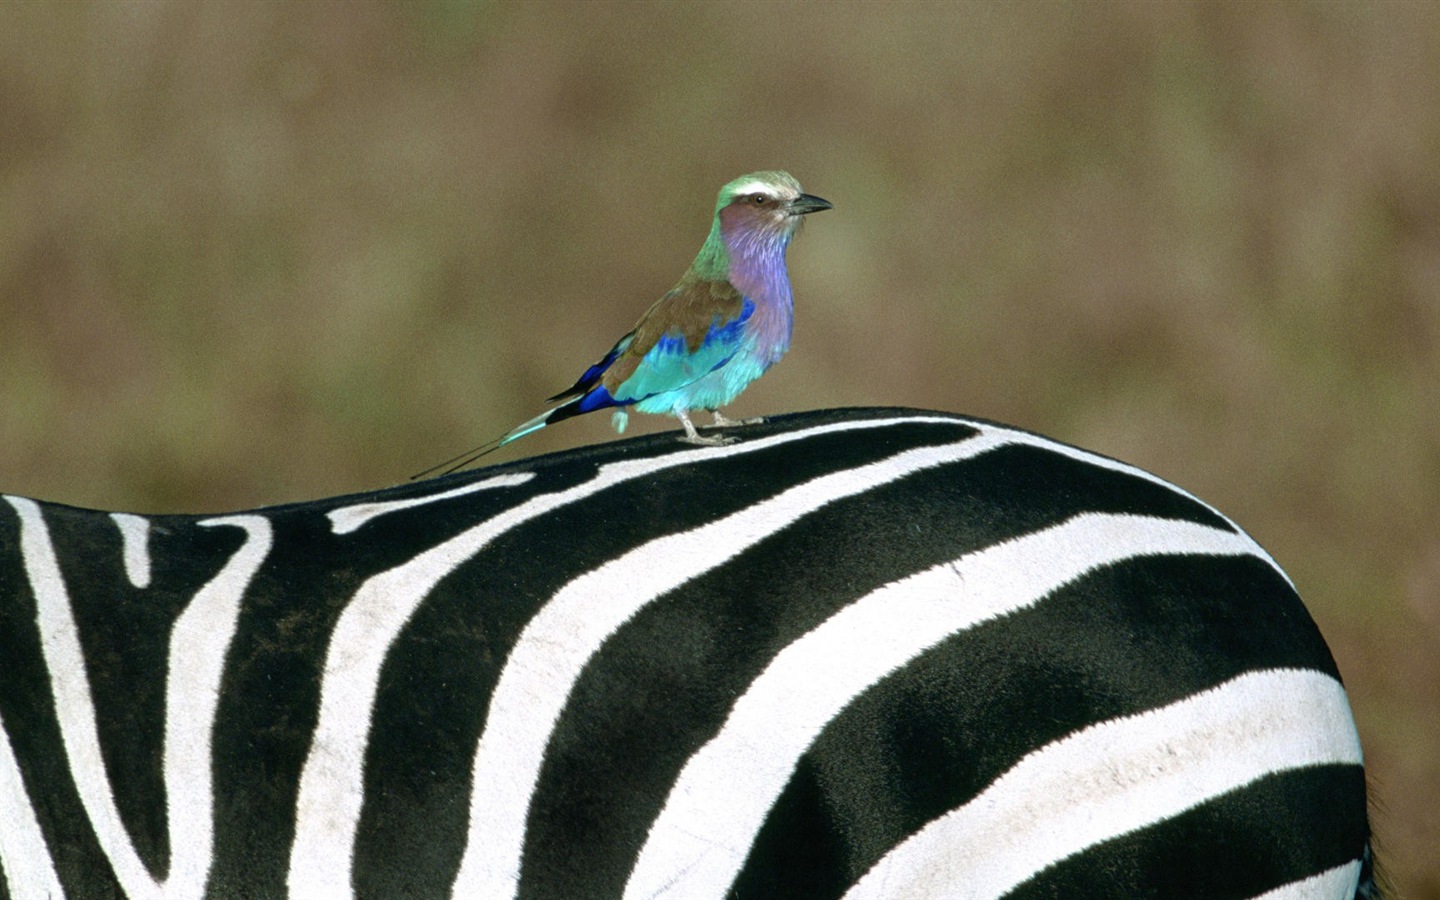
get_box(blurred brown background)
[1,1,1435,894]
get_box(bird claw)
[681,433,739,447]
[708,412,763,429]
[678,409,740,446]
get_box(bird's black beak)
[788,193,833,216]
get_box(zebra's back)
[0,408,1374,898]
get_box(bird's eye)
[750,194,768,205]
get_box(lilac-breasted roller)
[417,171,831,477]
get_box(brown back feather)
[601,278,745,392]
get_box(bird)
[413,170,832,479]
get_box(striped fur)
[0,408,1373,898]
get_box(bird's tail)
[409,401,573,480]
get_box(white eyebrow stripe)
[728,180,794,199]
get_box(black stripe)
[207,510,357,898]
[729,554,1339,898]
[205,462,599,896]
[0,504,124,897]
[50,507,250,882]
[350,419,980,897]
[513,443,1238,897]
[1006,764,1369,899]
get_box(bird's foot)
[681,432,739,447]
[678,410,739,446]
[708,411,764,428]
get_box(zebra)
[0,407,1376,899]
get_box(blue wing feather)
[547,334,634,402]
[547,293,755,417]
[610,299,754,403]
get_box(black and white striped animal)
[0,408,1376,899]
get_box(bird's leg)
[708,410,764,428]
[678,409,737,446]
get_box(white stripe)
[327,473,536,535]
[623,513,1268,898]
[1247,859,1363,900]
[843,669,1361,900]
[9,495,163,897]
[161,515,272,899]
[451,429,1013,898]
[1001,431,1295,591]
[111,513,152,588]
[5,497,271,900]
[0,709,65,900]
[287,414,966,898]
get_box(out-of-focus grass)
[1,1,1436,893]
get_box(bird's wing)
[601,279,752,404]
